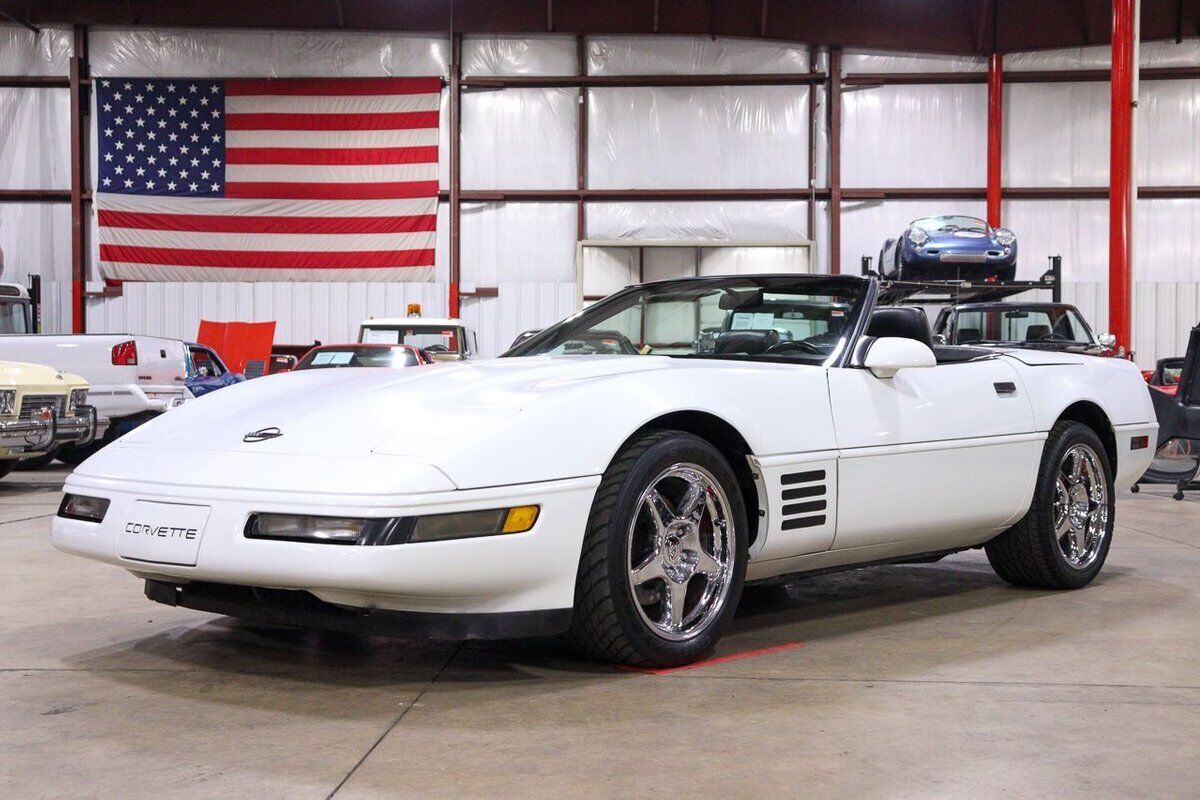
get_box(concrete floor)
[2,466,1198,799]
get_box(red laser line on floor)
[615,642,804,675]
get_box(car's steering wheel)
[765,340,823,355]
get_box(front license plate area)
[117,501,211,566]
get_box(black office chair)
[1135,322,1200,499]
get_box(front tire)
[986,421,1114,589]
[568,430,748,667]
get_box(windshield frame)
[503,274,876,368]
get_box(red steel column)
[448,33,462,319]
[1109,0,1135,355]
[986,52,1003,228]
[69,25,87,333]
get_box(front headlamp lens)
[70,388,88,410]
[0,390,15,416]
[244,505,542,545]
[246,513,367,543]
[58,494,110,523]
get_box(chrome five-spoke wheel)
[1052,443,1109,569]
[626,464,734,641]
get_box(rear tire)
[56,441,104,466]
[568,430,748,667]
[986,421,1114,589]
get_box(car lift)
[863,255,1063,307]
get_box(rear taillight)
[111,340,138,366]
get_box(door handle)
[994,381,1017,396]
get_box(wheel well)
[627,411,762,547]
[1057,401,1117,472]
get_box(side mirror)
[1097,333,1117,349]
[864,337,936,379]
[931,333,947,346]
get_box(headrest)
[866,307,933,349]
[714,329,781,355]
[1025,325,1051,341]
[957,327,982,343]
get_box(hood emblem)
[243,427,283,443]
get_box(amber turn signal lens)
[502,505,540,534]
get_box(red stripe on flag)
[98,210,437,235]
[225,77,443,96]
[224,180,440,200]
[100,245,435,269]
[226,111,439,131]
[225,146,439,166]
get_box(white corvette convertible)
[53,275,1156,667]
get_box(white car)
[52,275,1157,667]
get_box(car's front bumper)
[51,472,601,623]
[0,405,97,454]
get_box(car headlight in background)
[908,227,929,246]
[244,506,540,546]
[58,494,110,523]
[994,227,1016,246]
[69,388,88,411]
[0,389,15,416]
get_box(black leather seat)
[865,307,933,349]
[957,327,982,343]
[714,329,781,355]
[1025,324,1051,341]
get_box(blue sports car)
[880,215,1017,282]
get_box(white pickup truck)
[0,334,229,464]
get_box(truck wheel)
[0,461,15,480]
[985,421,1114,589]
[568,430,748,667]
[15,447,60,470]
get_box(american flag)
[95,77,440,282]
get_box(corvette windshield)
[507,276,869,365]
[956,307,1094,345]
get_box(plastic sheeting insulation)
[842,84,986,187]
[88,28,450,78]
[0,25,71,74]
[590,86,809,189]
[462,88,577,189]
[588,36,808,75]
[463,35,577,77]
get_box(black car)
[932,302,1115,356]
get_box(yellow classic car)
[0,361,96,479]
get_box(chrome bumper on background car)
[0,405,97,453]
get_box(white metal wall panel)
[460,202,577,285]
[842,84,987,187]
[85,281,449,344]
[460,282,577,359]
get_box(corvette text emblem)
[243,427,283,443]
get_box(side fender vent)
[779,469,827,530]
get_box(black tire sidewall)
[601,433,749,665]
[1036,423,1116,588]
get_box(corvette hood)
[78,355,797,491]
